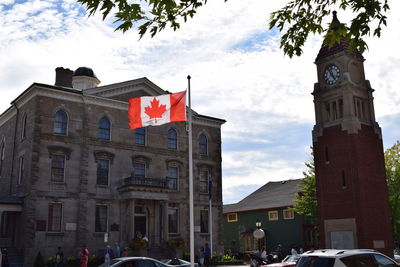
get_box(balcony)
[119,176,177,190]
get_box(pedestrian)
[290,245,298,256]
[204,243,211,267]
[113,243,121,258]
[261,247,267,259]
[199,247,205,267]
[122,247,129,257]
[55,247,64,267]
[80,248,89,267]
[104,245,112,267]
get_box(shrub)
[167,238,187,249]
[34,252,45,267]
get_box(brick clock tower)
[312,12,393,256]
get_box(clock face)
[324,65,340,85]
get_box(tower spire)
[315,11,362,61]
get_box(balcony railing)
[122,176,177,190]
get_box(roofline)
[197,114,226,124]
[223,205,293,214]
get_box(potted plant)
[167,237,186,258]
[130,237,149,256]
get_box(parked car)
[263,254,301,267]
[98,256,173,267]
[161,258,199,267]
[295,249,398,267]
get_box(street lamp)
[253,219,264,253]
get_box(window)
[53,110,68,135]
[167,166,178,190]
[199,170,209,193]
[200,209,209,233]
[0,141,4,176]
[95,205,108,232]
[168,208,178,234]
[283,209,294,220]
[17,156,24,185]
[97,159,109,185]
[227,213,238,222]
[98,117,111,140]
[0,212,9,237]
[268,210,278,221]
[51,154,65,182]
[135,128,145,145]
[243,234,258,252]
[199,134,208,155]
[134,162,146,178]
[21,114,27,140]
[48,203,62,232]
[324,98,344,122]
[168,129,178,150]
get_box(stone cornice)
[0,83,225,129]
[84,77,165,97]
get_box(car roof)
[301,249,379,258]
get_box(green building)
[223,179,317,257]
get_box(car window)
[119,260,135,267]
[297,256,335,267]
[356,254,378,267]
[372,254,397,267]
[341,255,358,267]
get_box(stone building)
[0,67,225,265]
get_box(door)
[135,216,147,237]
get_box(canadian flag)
[128,91,186,130]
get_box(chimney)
[55,67,73,87]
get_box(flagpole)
[187,75,195,267]
[209,182,213,255]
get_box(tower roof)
[73,66,98,78]
[315,11,363,61]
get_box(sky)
[0,0,399,205]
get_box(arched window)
[167,128,178,150]
[98,117,111,140]
[53,110,68,135]
[199,134,208,155]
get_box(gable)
[84,77,167,102]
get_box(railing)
[122,176,177,190]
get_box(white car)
[296,249,398,267]
[98,256,173,267]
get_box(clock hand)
[328,69,335,80]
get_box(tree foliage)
[77,0,211,37]
[77,0,390,57]
[269,0,389,57]
[385,141,400,244]
[293,149,318,224]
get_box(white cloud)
[0,0,399,204]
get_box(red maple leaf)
[144,98,167,119]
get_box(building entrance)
[134,216,147,237]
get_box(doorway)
[134,216,147,237]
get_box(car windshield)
[296,256,335,267]
[283,255,300,262]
